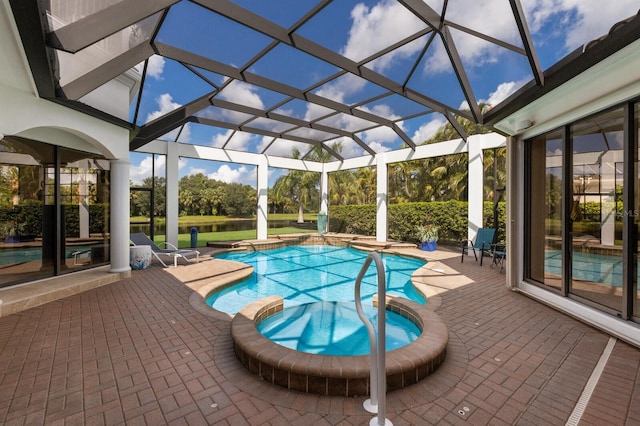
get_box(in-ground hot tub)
[231,295,448,396]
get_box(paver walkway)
[0,246,638,425]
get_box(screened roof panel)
[243,117,297,133]
[214,80,291,111]
[364,35,431,83]
[310,73,389,107]
[225,131,268,153]
[407,34,469,110]
[45,0,128,30]
[187,122,234,147]
[402,113,452,145]
[316,113,379,133]
[249,44,340,90]
[188,66,225,89]
[194,106,253,125]
[264,139,313,158]
[444,0,523,48]
[285,127,338,142]
[332,137,368,159]
[156,1,273,67]
[135,58,216,126]
[273,99,333,121]
[355,125,406,152]
[227,0,320,28]
[356,94,431,120]
[448,28,532,104]
[157,123,190,143]
[8,0,638,162]
[56,12,160,87]
[296,0,427,63]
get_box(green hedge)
[0,203,108,238]
[329,201,506,244]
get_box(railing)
[354,251,392,426]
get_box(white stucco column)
[468,140,484,242]
[165,143,179,246]
[376,154,388,242]
[256,158,268,240]
[110,158,131,273]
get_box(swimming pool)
[545,250,624,286]
[257,301,421,355]
[0,246,93,265]
[207,245,426,314]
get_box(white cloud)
[146,55,165,80]
[367,141,391,154]
[129,155,166,185]
[146,93,180,123]
[482,80,528,106]
[144,94,191,143]
[187,167,207,176]
[412,118,448,144]
[211,130,233,148]
[361,125,400,145]
[525,0,638,53]
[342,0,425,69]
[208,164,255,185]
[458,79,529,110]
[219,80,264,109]
[225,132,254,151]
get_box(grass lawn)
[134,214,319,248]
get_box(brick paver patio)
[0,245,638,425]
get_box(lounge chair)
[130,233,200,267]
[461,228,496,265]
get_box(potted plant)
[2,220,24,243]
[416,224,438,251]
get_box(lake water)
[130,219,294,235]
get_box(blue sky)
[129,0,638,188]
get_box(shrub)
[330,201,505,244]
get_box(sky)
[129,0,639,188]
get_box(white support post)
[257,158,268,240]
[600,151,616,246]
[166,143,179,247]
[78,173,89,239]
[320,169,329,214]
[376,154,388,242]
[468,141,484,242]
[109,158,131,273]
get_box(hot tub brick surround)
[231,295,448,396]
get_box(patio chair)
[490,243,506,273]
[461,228,496,265]
[130,233,200,268]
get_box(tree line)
[130,111,507,220]
[130,175,256,218]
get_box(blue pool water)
[0,246,93,266]
[207,245,426,314]
[257,301,421,355]
[545,250,624,286]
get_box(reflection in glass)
[527,130,563,290]
[0,138,109,288]
[634,105,640,318]
[569,108,623,311]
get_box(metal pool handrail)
[354,251,391,426]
